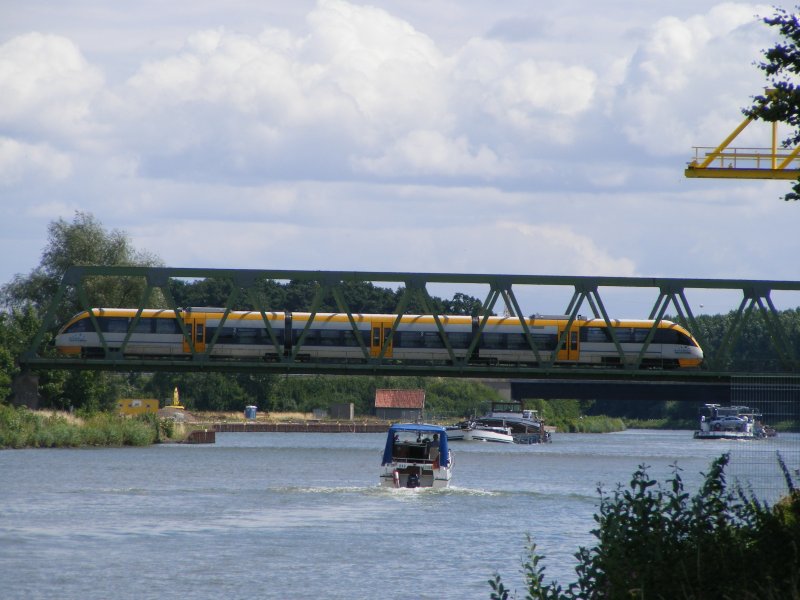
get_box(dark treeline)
[170,277,485,317]
[1,212,799,420]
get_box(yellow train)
[54,307,704,368]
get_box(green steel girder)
[18,266,800,379]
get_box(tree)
[745,6,800,200]
[0,212,163,410]
[1,211,163,322]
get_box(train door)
[556,325,579,362]
[370,321,393,358]
[182,315,207,354]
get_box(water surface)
[1,430,797,599]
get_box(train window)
[132,318,153,333]
[101,317,129,333]
[633,329,651,343]
[341,330,362,347]
[319,330,341,346]
[448,332,470,349]
[294,329,320,346]
[533,334,557,350]
[480,333,504,349]
[65,319,90,333]
[583,327,611,343]
[506,333,527,350]
[372,327,381,347]
[153,319,175,334]
[196,324,204,344]
[677,333,694,346]
[613,328,633,343]
[423,331,444,348]
[208,327,236,343]
[653,330,679,344]
[238,328,262,343]
[395,331,423,348]
[342,330,369,347]
[264,329,284,345]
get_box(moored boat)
[473,401,553,444]
[380,423,453,488]
[693,404,773,440]
[445,421,514,443]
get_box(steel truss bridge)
[18,267,800,395]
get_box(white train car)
[54,308,704,368]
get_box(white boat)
[693,404,772,440]
[473,401,552,444]
[380,424,453,488]
[446,421,514,443]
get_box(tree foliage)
[746,6,800,200]
[0,212,163,411]
[1,211,163,322]
[169,277,486,316]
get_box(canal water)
[1,429,798,600]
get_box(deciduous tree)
[746,6,800,200]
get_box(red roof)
[374,389,425,409]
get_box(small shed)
[374,389,425,422]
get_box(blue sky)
[1,0,798,316]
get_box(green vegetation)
[746,6,800,201]
[146,373,506,418]
[490,453,800,599]
[0,404,171,448]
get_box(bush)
[490,453,800,599]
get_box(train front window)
[65,319,90,333]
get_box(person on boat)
[407,468,420,488]
[428,434,440,466]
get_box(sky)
[1,0,799,317]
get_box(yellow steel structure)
[685,111,800,180]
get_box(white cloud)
[352,130,508,177]
[0,32,104,141]
[0,137,72,185]
[494,221,637,277]
[616,3,775,155]
[80,0,604,182]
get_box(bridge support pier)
[11,372,41,409]
[479,379,512,401]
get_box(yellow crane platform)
[685,108,800,180]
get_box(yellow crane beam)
[685,113,800,179]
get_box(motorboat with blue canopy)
[380,423,452,488]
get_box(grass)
[0,404,165,448]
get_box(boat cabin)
[381,424,451,488]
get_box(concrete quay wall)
[212,422,389,433]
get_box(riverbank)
[0,405,161,449]
[0,405,398,449]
